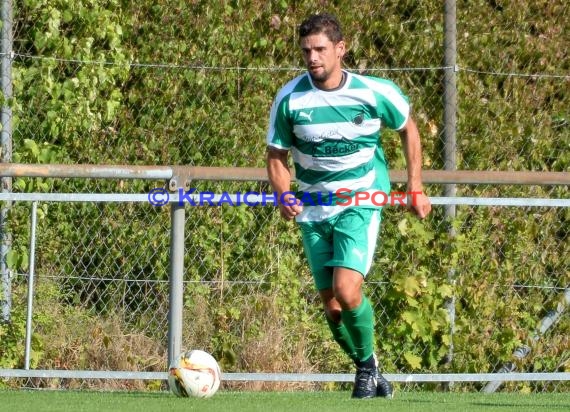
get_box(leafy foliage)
[1,0,567,386]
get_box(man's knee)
[320,289,342,323]
[333,288,362,310]
[333,268,364,309]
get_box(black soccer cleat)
[373,353,393,398]
[351,366,377,399]
[375,371,393,398]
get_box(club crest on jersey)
[352,112,365,126]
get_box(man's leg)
[333,267,375,365]
[300,209,392,398]
[319,288,358,362]
[300,222,359,362]
[328,208,392,398]
[331,267,377,398]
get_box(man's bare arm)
[266,147,303,220]
[399,117,432,219]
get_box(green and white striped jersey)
[266,70,410,222]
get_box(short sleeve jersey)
[266,70,410,222]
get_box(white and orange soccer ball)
[168,349,221,398]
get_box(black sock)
[355,354,375,369]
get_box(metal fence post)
[24,202,38,369]
[167,202,185,367]
[444,0,457,201]
[443,0,458,368]
[0,0,13,324]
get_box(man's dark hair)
[299,13,344,43]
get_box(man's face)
[300,33,345,86]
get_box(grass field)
[1,390,570,412]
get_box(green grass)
[1,390,570,412]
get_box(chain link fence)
[1,0,569,392]
[2,194,569,393]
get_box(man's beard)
[308,68,329,84]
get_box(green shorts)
[298,207,382,291]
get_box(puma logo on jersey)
[299,110,313,122]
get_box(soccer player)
[265,13,432,398]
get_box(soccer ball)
[168,349,221,398]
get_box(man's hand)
[278,192,304,220]
[266,148,303,221]
[407,191,431,219]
